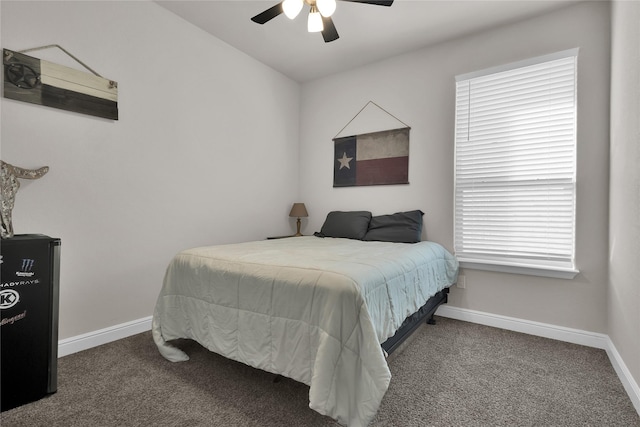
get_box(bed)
[152,211,458,427]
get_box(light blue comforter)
[152,236,458,426]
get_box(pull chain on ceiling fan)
[251,0,394,43]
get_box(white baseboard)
[436,305,640,416]
[605,336,640,416]
[58,316,152,357]
[436,305,609,348]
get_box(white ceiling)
[155,0,578,83]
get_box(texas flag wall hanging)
[333,102,410,187]
[333,127,410,187]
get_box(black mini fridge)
[1,234,61,411]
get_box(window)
[453,49,579,279]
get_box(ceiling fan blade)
[338,0,394,6]
[251,2,284,24]
[321,16,339,42]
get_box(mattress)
[152,236,458,426]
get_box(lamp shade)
[282,0,303,19]
[307,6,323,32]
[289,203,308,218]
[317,0,336,17]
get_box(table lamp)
[289,203,308,236]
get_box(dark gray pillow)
[363,210,424,243]
[319,211,372,240]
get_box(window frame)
[453,49,580,280]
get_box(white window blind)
[454,50,578,276]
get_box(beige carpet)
[2,317,638,426]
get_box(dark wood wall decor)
[3,47,118,120]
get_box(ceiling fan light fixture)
[251,0,395,42]
[316,0,336,17]
[308,6,324,32]
[283,0,303,19]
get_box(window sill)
[457,258,579,280]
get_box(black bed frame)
[380,287,449,355]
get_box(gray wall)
[1,1,301,339]
[299,1,611,333]
[609,0,640,398]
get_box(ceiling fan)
[251,0,394,43]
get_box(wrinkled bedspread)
[152,236,458,426]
